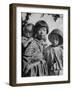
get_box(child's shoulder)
[54,45,63,51]
[44,45,53,53]
[46,45,53,50]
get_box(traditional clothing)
[44,29,63,75]
[44,45,63,75]
[22,38,48,77]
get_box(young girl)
[33,20,49,76]
[22,23,34,48]
[44,29,63,75]
[22,23,34,77]
[22,22,48,77]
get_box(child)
[22,23,34,48]
[22,23,47,77]
[32,20,49,76]
[44,29,63,75]
[22,23,34,77]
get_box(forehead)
[26,25,33,31]
[51,34,59,39]
[38,27,47,30]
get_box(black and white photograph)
[21,12,63,77]
[9,3,70,86]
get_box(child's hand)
[22,37,33,47]
[22,37,27,43]
[27,37,33,42]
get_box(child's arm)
[22,37,33,47]
[31,52,46,64]
[53,48,63,70]
[25,37,33,47]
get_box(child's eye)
[43,29,46,31]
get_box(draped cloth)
[44,45,63,75]
[22,39,48,77]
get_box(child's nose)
[41,30,44,34]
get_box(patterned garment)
[22,38,48,77]
[44,45,63,75]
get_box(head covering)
[48,29,63,45]
[34,20,49,34]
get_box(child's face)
[51,34,59,46]
[24,25,33,38]
[37,27,47,40]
